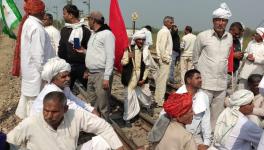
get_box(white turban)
[131,30,146,45]
[256,27,264,38]
[41,57,71,83]
[214,89,254,146]
[212,3,232,19]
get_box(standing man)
[154,16,174,107]
[78,11,115,121]
[192,3,233,128]
[14,0,55,119]
[58,4,91,89]
[180,26,196,84]
[42,13,60,55]
[168,24,180,84]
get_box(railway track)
[75,70,180,150]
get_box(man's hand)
[198,144,209,150]
[128,52,135,58]
[234,51,244,60]
[247,53,255,62]
[74,47,86,54]
[91,109,100,117]
[137,80,145,86]
[103,80,110,90]
[83,70,89,79]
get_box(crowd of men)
[1,0,264,150]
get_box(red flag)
[109,0,129,72]
[228,45,234,73]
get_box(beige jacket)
[155,121,197,150]
[193,29,232,91]
[156,26,173,64]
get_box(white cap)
[212,3,232,19]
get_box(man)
[58,4,90,89]
[14,0,55,119]
[43,13,60,55]
[238,27,264,89]
[151,93,197,150]
[121,30,153,127]
[214,89,263,149]
[192,3,233,128]
[168,24,180,84]
[155,69,211,149]
[30,57,98,116]
[246,74,264,128]
[76,11,115,121]
[227,22,244,91]
[180,26,197,84]
[154,16,174,107]
[7,91,124,150]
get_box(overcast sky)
[14,0,264,31]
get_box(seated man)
[153,69,211,149]
[7,91,123,150]
[214,89,263,150]
[152,93,197,150]
[247,74,264,128]
[121,30,153,126]
[30,57,98,116]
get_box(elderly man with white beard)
[30,57,98,116]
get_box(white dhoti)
[123,84,152,121]
[15,95,36,119]
[79,135,111,150]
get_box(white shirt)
[216,115,262,150]
[30,83,94,116]
[141,28,153,46]
[21,16,55,96]
[156,26,173,63]
[45,25,60,55]
[193,29,232,91]
[7,109,123,150]
[239,40,264,80]
[180,33,197,57]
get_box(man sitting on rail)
[150,93,197,150]
[30,57,99,116]
[7,91,124,150]
[121,30,154,127]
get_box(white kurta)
[156,26,173,63]
[30,83,94,116]
[239,40,264,80]
[7,109,123,150]
[21,16,55,97]
[193,29,232,91]
[45,25,60,55]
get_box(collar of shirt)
[162,25,169,31]
[28,15,44,26]
[211,29,229,39]
[50,83,64,92]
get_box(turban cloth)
[212,3,232,19]
[41,57,71,83]
[214,89,254,146]
[163,93,192,118]
[256,27,264,39]
[12,0,45,76]
[131,30,146,45]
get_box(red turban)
[12,0,45,76]
[163,93,192,118]
[24,0,45,15]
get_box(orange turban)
[24,0,45,15]
[163,93,192,118]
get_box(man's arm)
[104,32,115,81]
[78,110,123,149]
[192,34,202,68]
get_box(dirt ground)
[0,35,21,132]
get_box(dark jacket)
[58,25,91,64]
[171,30,180,53]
